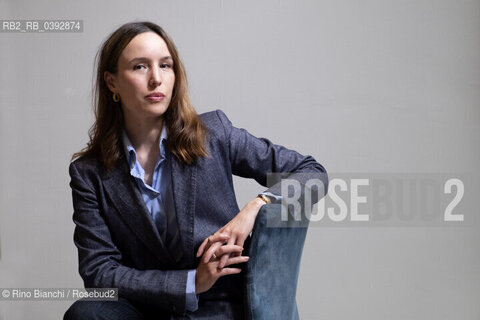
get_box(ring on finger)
[212,253,217,260]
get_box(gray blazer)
[69,109,327,319]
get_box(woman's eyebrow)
[128,56,173,64]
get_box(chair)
[244,203,309,320]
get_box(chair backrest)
[244,203,309,320]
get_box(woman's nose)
[149,68,162,87]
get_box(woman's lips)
[145,92,165,101]
[146,96,165,101]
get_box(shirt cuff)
[185,269,199,312]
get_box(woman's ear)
[104,71,117,92]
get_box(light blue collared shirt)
[122,126,199,312]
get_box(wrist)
[254,196,268,208]
[241,196,267,219]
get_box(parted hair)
[72,21,207,168]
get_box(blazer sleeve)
[213,109,328,206]
[69,161,188,315]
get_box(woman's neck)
[124,116,163,149]
[123,116,164,178]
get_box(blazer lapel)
[168,148,196,265]
[101,156,174,264]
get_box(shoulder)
[69,154,101,173]
[199,109,232,130]
[69,154,112,185]
[198,109,235,142]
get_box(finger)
[219,237,236,269]
[233,236,247,257]
[208,233,230,244]
[197,233,229,258]
[208,245,243,264]
[196,238,209,258]
[216,245,244,256]
[203,241,224,264]
[218,268,242,277]
[224,256,249,267]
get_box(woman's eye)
[134,64,146,70]
[160,63,172,69]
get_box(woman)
[64,21,327,320]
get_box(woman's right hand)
[195,244,249,294]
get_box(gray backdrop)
[1,0,479,319]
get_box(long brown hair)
[73,21,207,169]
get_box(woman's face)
[105,31,175,123]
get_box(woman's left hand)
[196,196,267,268]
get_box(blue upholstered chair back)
[244,203,309,320]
